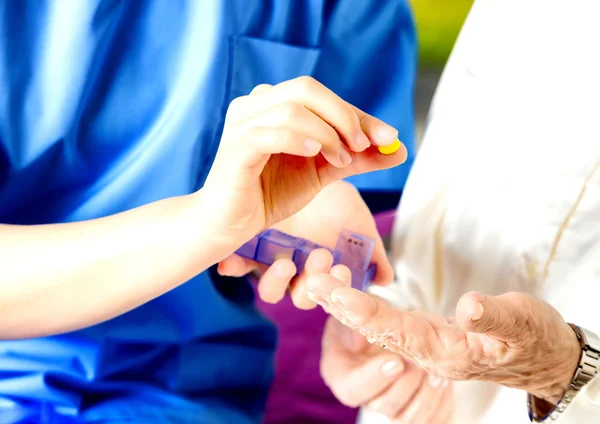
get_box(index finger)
[251,76,399,152]
[351,104,403,147]
[308,276,428,357]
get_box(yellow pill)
[378,139,401,155]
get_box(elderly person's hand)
[320,310,453,423]
[307,269,582,407]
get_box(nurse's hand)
[201,76,406,245]
[308,276,582,407]
[216,180,394,309]
[321,315,453,424]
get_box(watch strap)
[528,324,600,422]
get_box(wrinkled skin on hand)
[308,271,581,405]
[320,280,454,424]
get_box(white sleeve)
[359,0,600,421]
[555,376,600,423]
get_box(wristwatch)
[528,324,600,422]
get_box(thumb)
[456,291,528,341]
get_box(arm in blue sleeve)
[313,0,418,197]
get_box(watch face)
[580,327,600,352]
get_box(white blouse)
[360,0,600,422]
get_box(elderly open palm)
[308,275,581,408]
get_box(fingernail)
[381,360,403,376]
[471,302,485,321]
[304,139,322,155]
[354,132,370,150]
[338,148,352,166]
[374,125,398,144]
[428,374,443,388]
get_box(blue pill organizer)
[235,229,377,291]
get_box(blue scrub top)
[0,1,416,422]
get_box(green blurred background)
[410,0,474,143]
[411,0,474,69]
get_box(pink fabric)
[255,210,397,424]
[373,209,397,240]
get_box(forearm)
[0,192,236,339]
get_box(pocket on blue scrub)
[227,35,321,102]
[195,36,320,189]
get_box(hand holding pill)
[201,76,407,247]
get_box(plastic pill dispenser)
[235,229,377,291]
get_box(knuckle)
[250,83,272,94]
[228,95,247,113]
[358,112,370,128]
[240,126,262,146]
[342,105,359,127]
[278,101,305,122]
[295,75,319,92]
[279,127,297,149]
[225,96,250,124]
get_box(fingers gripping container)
[235,229,377,291]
